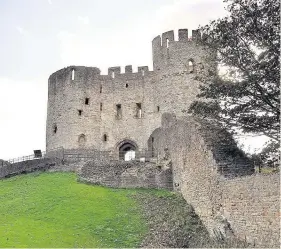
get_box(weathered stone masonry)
[150,114,280,248]
[46,29,216,154]
[45,28,280,247]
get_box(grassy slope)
[0,172,152,248]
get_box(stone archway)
[117,139,138,161]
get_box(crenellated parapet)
[152,29,201,50]
[152,29,213,73]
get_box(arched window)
[188,59,194,73]
[78,134,86,146]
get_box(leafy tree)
[189,0,280,163]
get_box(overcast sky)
[0,0,268,160]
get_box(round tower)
[46,66,101,152]
[151,29,216,118]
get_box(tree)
[189,0,280,163]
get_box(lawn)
[0,172,153,248]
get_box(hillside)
[0,172,212,248]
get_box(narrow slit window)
[151,137,154,157]
[141,69,145,76]
[157,106,160,112]
[53,124,57,134]
[111,71,115,78]
[116,104,122,119]
[166,38,169,48]
[136,103,142,118]
[85,98,89,105]
[125,83,128,88]
[72,69,75,80]
[100,103,103,111]
[78,110,82,116]
[188,60,194,73]
[100,85,102,93]
[103,134,107,142]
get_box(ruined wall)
[0,158,56,178]
[150,114,280,247]
[78,160,173,190]
[46,29,213,154]
[221,174,280,247]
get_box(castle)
[46,29,216,157]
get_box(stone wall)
[150,114,280,247]
[78,160,173,190]
[46,29,215,155]
[221,174,280,247]
[0,158,56,178]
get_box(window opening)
[136,103,142,118]
[157,106,160,112]
[100,85,102,93]
[78,110,82,116]
[141,69,145,76]
[78,134,86,146]
[72,69,75,80]
[166,39,169,48]
[116,104,122,119]
[100,103,103,111]
[125,83,128,88]
[85,98,89,105]
[188,60,194,73]
[53,124,57,134]
[103,134,107,142]
[151,137,155,157]
[111,71,115,78]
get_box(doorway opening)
[118,141,137,161]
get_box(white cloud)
[78,16,90,25]
[150,0,228,37]
[16,26,26,35]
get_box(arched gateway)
[117,139,138,161]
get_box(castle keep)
[46,29,215,156]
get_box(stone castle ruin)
[0,29,278,247]
[46,29,216,159]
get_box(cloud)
[150,0,228,36]
[48,0,52,5]
[78,16,90,25]
[16,26,26,35]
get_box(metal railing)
[7,151,46,164]
[3,148,161,166]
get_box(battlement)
[152,29,201,49]
[49,66,101,82]
[49,65,153,85]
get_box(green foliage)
[189,0,280,161]
[0,172,148,248]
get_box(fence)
[3,148,160,166]
[6,151,46,165]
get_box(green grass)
[0,172,153,248]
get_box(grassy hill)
[0,172,150,247]
[0,171,248,248]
